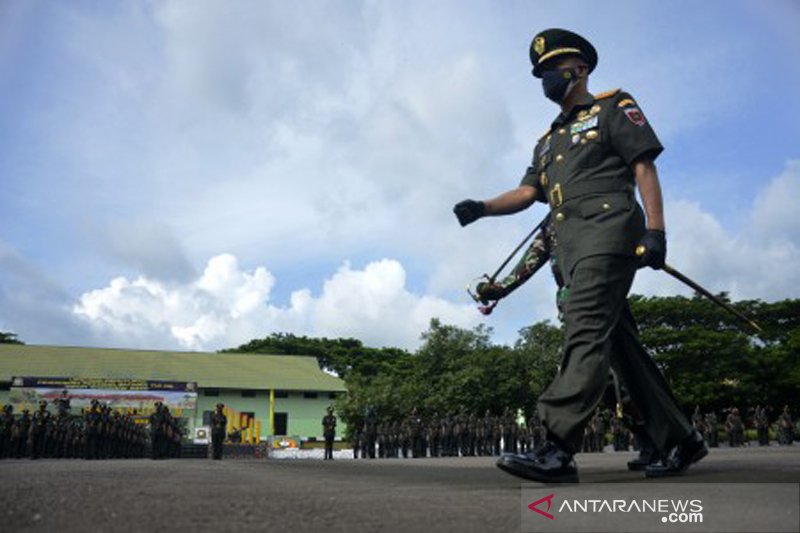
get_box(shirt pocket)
[568,128,605,169]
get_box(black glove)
[476,281,506,304]
[637,229,666,269]
[453,199,485,227]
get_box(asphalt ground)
[1,445,798,533]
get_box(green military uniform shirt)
[520,89,663,282]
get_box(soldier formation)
[0,393,182,460]
[581,408,635,453]
[690,405,796,448]
[350,404,796,459]
[3,395,794,463]
[351,407,547,459]
[147,401,183,459]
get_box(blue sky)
[1,0,799,351]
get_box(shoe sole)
[644,446,708,478]
[496,459,579,483]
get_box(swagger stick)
[636,246,764,334]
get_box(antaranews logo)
[528,493,555,520]
[527,493,704,524]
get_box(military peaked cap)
[530,28,598,78]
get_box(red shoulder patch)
[623,107,646,126]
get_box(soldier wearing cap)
[84,399,101,460]
[210,403,227,460]
[0,405,13,459]
[30,400,50,459]
[149,401,164,459]
[454,28,704,482]
[322,406,337,460]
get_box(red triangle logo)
[528,493,555,520]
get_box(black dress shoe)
[645,430,708,478]
[627,445,663,471]
[496,441,579,483]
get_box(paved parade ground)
[2,446,799,533]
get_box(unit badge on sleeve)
[623,107,646,126]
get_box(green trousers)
[537,254,692,454]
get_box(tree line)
[224,294,800,435]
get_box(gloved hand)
[476,281,506,304]
[453,199,485,227]
[637,229,666,269]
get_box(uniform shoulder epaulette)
[594,88,621,100]
[538,127,552,142]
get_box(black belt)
[550,177,633,207]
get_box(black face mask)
[541,68,578,103]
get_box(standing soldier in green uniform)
[527,410,541,453]
[210,403,226,460]
[454,28,704,482]
[692,406,707,440]
[29,401,50,459]
[322,406,337,460]
[390,420,402,458]
[501,407,515,454]
[84,400,101,460]
[0,405,13,459]
[149,402,164,459]
[481,410,494,456]
[14,409,30,458]
[778,406,794,445]
[754,405,769,446]
[364,407,378,459]
[726,407,743,447]
[705,410,719,448]
[376,420,387,458]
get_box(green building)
[0,344,346,441]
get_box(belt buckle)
[550,183,562,207]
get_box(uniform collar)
[550,92,595,129]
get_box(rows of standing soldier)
[147,401,183,459]
[81,399,149,459]
[0,399,148,460]
[351,404,797,459]
[577,405,796,454]
[352,408,546,459]
[0,398,184,460]
[580,408,639,453]
[692,405,796,448]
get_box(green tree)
[222,332,409,379]
[514,320,562,409]
[631,295,800,412]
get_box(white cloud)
[73,254,274,350]
[633,160,800,302]
[73,255,478,351]
[751,160,800,244]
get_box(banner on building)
[12,376,196,392]
[9,376,198,415]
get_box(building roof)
[0,344,345,392]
